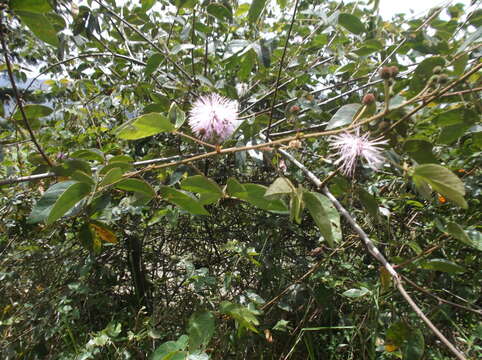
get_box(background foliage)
[0,0,481,359]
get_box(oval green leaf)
[325,104,361,130]
[159,186,209,215]
[114,113,174,140]
[338,13,365,34]
[412,164,467,208]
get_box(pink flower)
[188,93,238,143]
[329,130,387,176]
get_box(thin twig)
[265,0,300,139]
[402,275,482,316]
[277,148,467,360]
[93,0,195,84]
[367,5,445,82]
[2,62,479,186]
[0,21,53,167]
[173,130,216,149]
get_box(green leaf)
[150,334,189,360]
[115,178,156,201]
[141,0,156,11]
[173,0,197,9]
[160,186,209,215]
[438,123,471,144]
[418,258,466,273]
[114,113,174,140]
[403,139,438,164]
[226,177,247,198]
[289,186,304,225]
[99,162,133,176]
[71,170,95,187]
[401,328,424,360]
[386,321,410,347]
[168,103,186,129]
[303,191,335,247]
[70,148,104,162]
[13,104,53,121]
[338,13,365,34]
[319,194,342,244]
[412,164,467,208]
[207,3,232,22]
[248,0,266,24]
[46,12,66,32]
[432,107,465,127]
[53,159,92,177]
[238,50,255,81]
[325,104,361,130]
[264,177,294,200]
[357,188,379,218]
[220,301,259,334]
[99,167,124,187]
[16,11,59,47]
[145,53,164,77]
[242,184,289,213]
[409,56,445,96]
[28,181,91,224]
[446,223,482,251]
[181,175,223,205]
[276,0,287,9]
[187,311,215,351]
[79,222,102,254]
[10,0,51,13]
[342,287,370,298]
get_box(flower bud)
[438,73,449,84]
[362,93,376,105]
[380,66,391,80]
[289,105,300,113]
[389,66,399,78]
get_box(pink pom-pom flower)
[188,93,238,144]
[329,129,387,176]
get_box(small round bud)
[378,120,390,131]
[438,73,449,84]
[288,139,302,149]
[380,66,391,80]
[362,93,376,105]
[289,105,300,113]
[389,66,399,78]
[432,66,442,74]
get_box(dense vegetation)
[1,0,481,359]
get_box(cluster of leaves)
[1,0,481,359]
